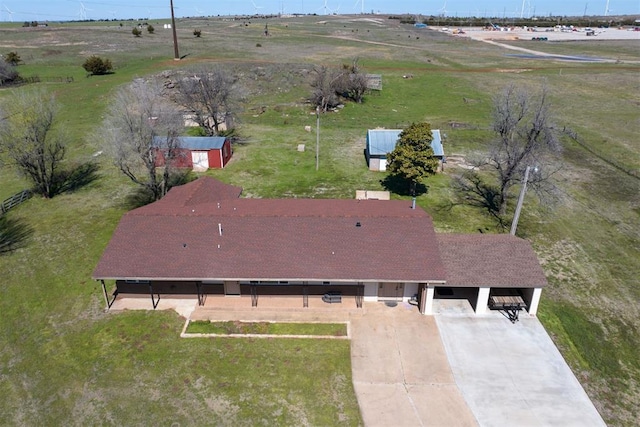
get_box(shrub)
[0,59,19,85]
[82,56,113,75]
[5,52,21,66]
[147,24,154,34]
[132,27,141,37]
[193,29,202,37]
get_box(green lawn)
[186,321,348,336]
[1,15,639,426]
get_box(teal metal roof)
[367,129,444,157]
[153,136,226,150]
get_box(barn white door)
[191,151,209,171]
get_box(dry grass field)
[1,15,638,425]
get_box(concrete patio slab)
[436,315,606,427]
[351,303,478,427]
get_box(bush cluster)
[82,56,113,75]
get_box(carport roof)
[436,234,548,288]
[93,177,446,283]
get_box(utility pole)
[510,166,537,236]
[170,0,180,60]
[315,106,320,171]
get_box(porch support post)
[100,279,117,310]
[149,283,160,309]
[196,282,203,306]
[528,288,542,315]
[476,287,490,314]
[421,284,435,315]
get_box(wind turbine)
[4,5,14,22]
[438,1,448,17]
[251,0,263,15]
[604,0,610,16]
[353,0,364,14]
[318,0,335,15]
[78,1,93,20]
[195,6,204,17]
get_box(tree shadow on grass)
[380,174,427,197]
[0,215,34,255]
[451,171,508,229]
[51,161,101,196]
[123,171,196,210]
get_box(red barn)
[153,136,232,171]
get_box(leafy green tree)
[132,27,141,37]
[5,52,21,66]
[82,55,113,75]
[386,122,440,196]
[147,24,155,34]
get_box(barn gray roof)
[152,136,227,150]
[366,129,444,157]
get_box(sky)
[1,1,638,23]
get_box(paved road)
[436,315,607,427]
[350,303,478,427]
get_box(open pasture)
[0,14,638,425]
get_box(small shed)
[153,136,232,171]
[365,129,444,172]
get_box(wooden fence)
[1,190,32,215]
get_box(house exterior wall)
[363,283,378,301]
[403,282,419,301]
[207,140,232,169]
[367,157,385,171]
[155,148,194,168]
[522,287,542,315]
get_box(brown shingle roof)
[93,178,446,283]
[436,234,548,288]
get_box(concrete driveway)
[351,303,478,426]
[436,315,606,427]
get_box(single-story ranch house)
[153,136,232,171]
[365,128,445,172]
[93,177,546,315]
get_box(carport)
[426,234,547,316]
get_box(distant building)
[153,136,232,171]
[365,128,444,172]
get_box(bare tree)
[0,90,66,198]
[310,59,368,111]
[455,85,561,218]
[102,79,184,201]
[176,67,236,136]
[310,66,341,112]
[335,59,368,104]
